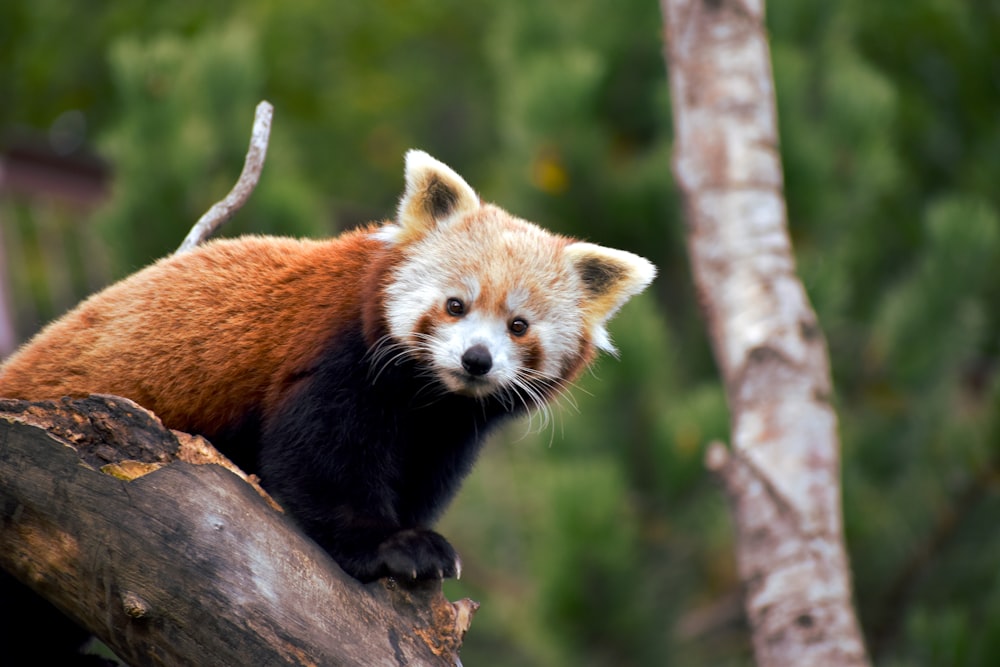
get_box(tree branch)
[0,396,476,665]
[660,0,870,665]
[175,100,274,254]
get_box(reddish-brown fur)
[0,230,390,438]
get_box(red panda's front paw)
[376,528,462,581]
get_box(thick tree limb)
[0,396,476,666]
[175,100,274,254]
[659,0,870,665]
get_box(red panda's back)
[0,230,384,438]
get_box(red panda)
[0,150,655,583]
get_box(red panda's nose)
[461,344,493,376]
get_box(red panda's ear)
[564,242,657,353]
[391,150,480,244]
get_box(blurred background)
[1,1,998,665]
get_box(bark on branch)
[659,0,870,665]
[0,396,476,665]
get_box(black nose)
[461,344,493,376]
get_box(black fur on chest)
[239,325,522,580]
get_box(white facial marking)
[458,277,481,303]
[505,287,530,316]
[427,311,508,396]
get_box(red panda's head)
[374,150,656,402]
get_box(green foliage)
[3,0,1000,664]
[96,23,324,274]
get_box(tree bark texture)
[0,396,476,666]
[659,1,870,665]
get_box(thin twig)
[175,100,274,254]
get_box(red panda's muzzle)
[460,344,492,376]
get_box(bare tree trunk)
[659,1,870,665]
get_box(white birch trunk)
[659,1,871,664]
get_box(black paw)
[376,529,461,581]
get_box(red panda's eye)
[509,318,529,336]
[446,298,465,316]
